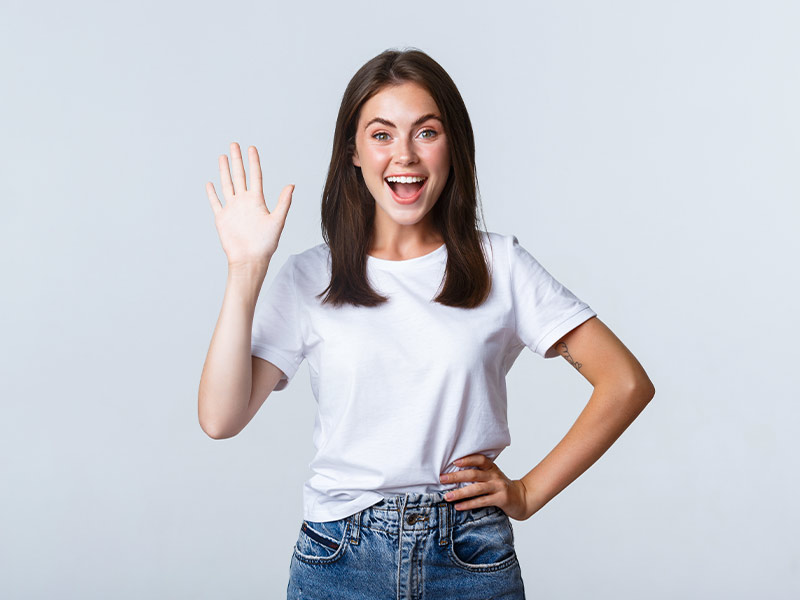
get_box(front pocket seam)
[446,543,519,573]
[293,519,350,565]
[301,521,340,550]
[447,517,518,573]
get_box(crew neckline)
[367,243,447,269]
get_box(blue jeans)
[287,490,526,599]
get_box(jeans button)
[406,514,418,525]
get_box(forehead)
[358,82,440,126]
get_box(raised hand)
[206,142,293,268]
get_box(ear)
[352,148,361,168]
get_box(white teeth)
[385,175,426,184]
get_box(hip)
[287,490,526,599]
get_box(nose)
[393,136,418,165]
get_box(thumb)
[273,184,294,223]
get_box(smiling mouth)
[385,178,427,199]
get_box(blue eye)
[372,129,438,141]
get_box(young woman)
[199,48,655,599]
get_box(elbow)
[198,397,240,440]
[198,411,221,439]
[199,418,239,440]
[200,422,223,440]
[598,374,654,404]
[594,368,655,400]
[619,359,656,403]
[627,375,656,404]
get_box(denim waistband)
[343,491,506,547]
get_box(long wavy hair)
[317,47,491,308]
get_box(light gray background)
[2,0,798,598]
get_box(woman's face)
[352,81,450,235]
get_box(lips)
[385,178,428,205]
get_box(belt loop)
[437,501,450,546]
[349,511,361,545]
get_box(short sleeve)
[251,255,305,391]
[508,235,597,358]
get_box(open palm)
[206,142,293,267]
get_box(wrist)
[227,259,270,279]
[519,474,547,520]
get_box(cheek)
[363,151,391,174]
[361,143,389,160]
[421,146,450,171]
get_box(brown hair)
[318,47,491,308]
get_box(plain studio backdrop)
[1,1,798,598]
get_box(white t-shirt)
[251,231,596,522]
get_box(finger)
[206,182,222,217]
[271,183,294,221]
[230,142,247,194]
[445,482,495,505]
[441,468,486,484]
[453,495,494,511]
[248,146,263,195]
[455,454,489,467]
[219,154,234,201]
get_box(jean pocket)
[293,517,350,565]
[448,508,518,573]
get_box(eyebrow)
[364,113,443,130]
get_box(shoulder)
[284,242,331,282]
[291,242,329,263]
[479,230,529,267]
[479,230,523,251]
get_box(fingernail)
[440,474,448,482]
[445,492,454,500]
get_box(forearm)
[520,380,654,519]
[198,261,269,438]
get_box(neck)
[369,213,443,260]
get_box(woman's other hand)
[206,142,294,268]
[440,454,533,521]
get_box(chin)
[377,203,432,225]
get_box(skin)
[206,142,293,269]
[204,118,656,521]
[440,316,656,521]
[351,82,657,521]
[200,142,293,439]
[352,81,451,260]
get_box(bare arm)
[197,142,293,439]
[519,316,656,518]
[198,262,286,439]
